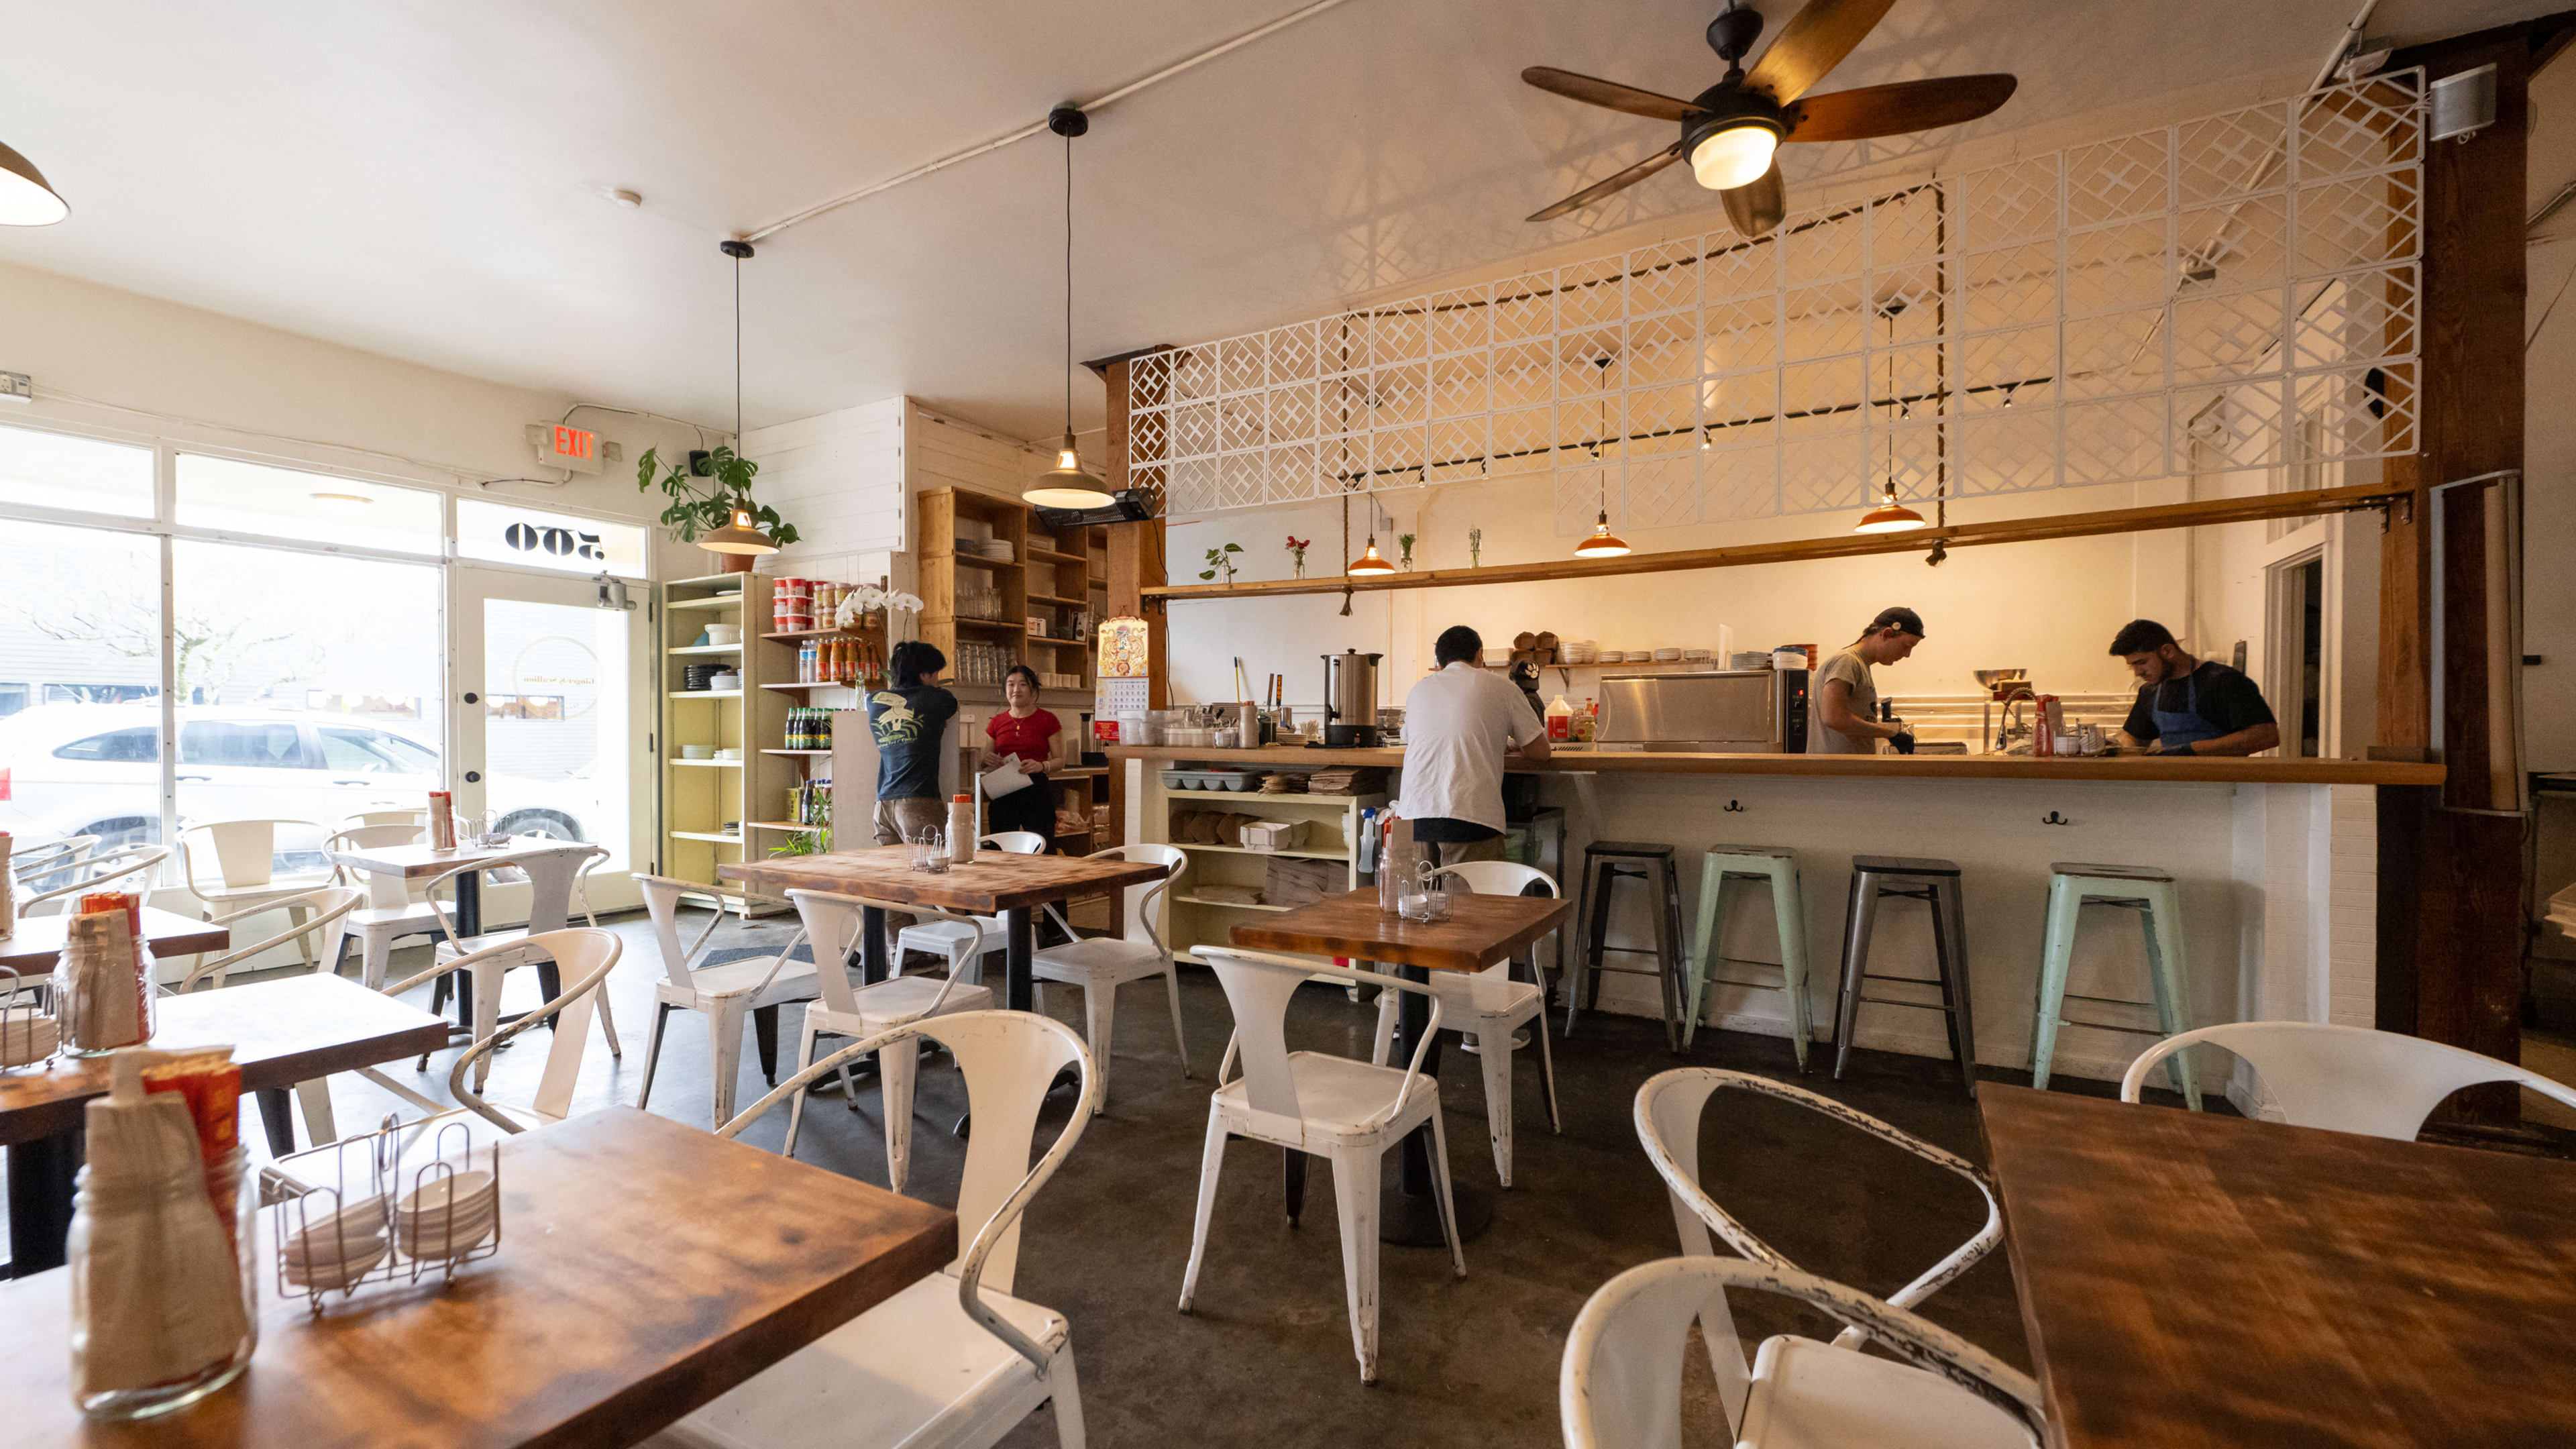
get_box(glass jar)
[54,912,154,1056]
[70,1144,257,1420]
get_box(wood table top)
[722,844,1167,913]
[327,840,561,881]
[0,907,229,973]
[1980,1085,2576,1448]
[0,1107,957,1448]
[1229,888,1574,973]
[1104,743,2445,787]
[0,975,449,1146]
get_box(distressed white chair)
[178,818,333,967]
[1634,1067,2022,1447]
[1184,948,1464,1384]
[1030,843,1191,1114]
[17,844,170,916]
[11,834,99,892]
[643,1010,1096,1449]
[1561,1256,2043,1449]
[325,823,441,989]
[895,830,1048,984]
[169,883,365,1152]
[2122,1020,2576,1138]
[631,873,822,1126]
[782,888,994,1193]
[341,808,429,831]
[415,846,621,1083]
[1368,859,1561,1186]
[400,928,625,1136]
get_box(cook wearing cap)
[1809,606,1924,755]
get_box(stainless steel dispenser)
[1320,650,1383,747]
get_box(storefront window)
[0,521,166,847]
[0,423,154,519]
[177,453,443,553]
[455,497,646,578]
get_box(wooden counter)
[1104,743,2441,788]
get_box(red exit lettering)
[552,425,594,460]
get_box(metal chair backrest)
[510,843,608,932]
[1082,841,1185,949]
[631,872,810,996]
[20,845,171,916]
[1633,1065,2003,1421]
[1197,947,1443,1128]
[173,885,366,991]
[428,928,622,1130]
[785,888,983,1019]
[13,835,100,885]
[1426,860,1557,898]
[180,818,325,892]
[2121,1020,2576,1139]
[1560,1256,2045,1449]
[716,1008,1096,1367]
[981,830,1047,855]
[342,809,429,830]
[327,824,425,904]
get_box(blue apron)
[2151,671,2222,751]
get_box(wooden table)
[0,907,230,973]
[328,841,578,1029]
[2,975,448,1279]
[1232,888,1572,1246]
[0,1106,956,1448]
[721,845,1170,1012]
[1980,1085,2576,1448]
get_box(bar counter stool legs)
[1563,841,1688,1053]
[2030,862,2201,1110]
[1684,847,1813,1067]
[1830,857,1980,1099]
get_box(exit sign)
[526,422,608,474]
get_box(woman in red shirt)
[980,664,1065,850]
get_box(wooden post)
[2372,18,2573,1118]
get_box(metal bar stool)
[1564,840,1688,1052]
[1831,855,1979,1098]
[1683,846,1813,1067]
[2030,861,2201,1110]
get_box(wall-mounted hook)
[1723,800,1746,814]
[2041,810,2072,826]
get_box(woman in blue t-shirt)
[867,641,959,846]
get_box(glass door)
[450,564,650,918]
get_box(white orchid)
[835,585,926,629]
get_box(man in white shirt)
[1401,625,1552,864]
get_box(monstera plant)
[635,445,802,549]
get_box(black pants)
[985,773,1057,852]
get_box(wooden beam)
[1142,484,2404,600]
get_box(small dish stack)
[283,1195,390,1291]
[396,1170,498,1261]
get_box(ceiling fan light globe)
[0,142,67,226]
[1688,119,1779,191]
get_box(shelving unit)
[744,580,888,859]
[1140,769,1385,965]
[657,571,786,916]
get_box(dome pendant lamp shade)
[704,237,782,557]
[1855,484,1928,534]
[702,504,780,555]
[0,140,68,226]
[1574,509,1631,558]
[1346,537,1396,575]
[1026,105,1117,511]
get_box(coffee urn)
[1320,650,1384,747]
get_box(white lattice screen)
[1131,72,2424,531]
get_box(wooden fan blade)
[1745,0,1897,105]
[1788,74,2018,142]
[1527,144,1686,222]
[1721,162,1787,239]
[1521,66,1704,123]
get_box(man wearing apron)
[2108,619,2281,757]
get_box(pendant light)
[1346,491,1395,575]
[1026,106,1118,511]
[701,239,781,557]
[1852,302,1926,535]
[0,140,68,226]
[1573,356,1629,558]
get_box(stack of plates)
[1560,639,1599,664]
[1682,647,1712,663]
[284,1194,391,1290]
[978,539,1017,563]
[0,1013,59,1067]
[396,1170,498,1260]
[1653,647,1683,661]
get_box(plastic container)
[1240,820,1308,852]
[1546,694,1574,742]
[947,796,975,864]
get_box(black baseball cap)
[1868,606,1926,638]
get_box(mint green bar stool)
[1685,846,1813,1068]
[2029,861,2201,1110]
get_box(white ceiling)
[0,0,2549,444]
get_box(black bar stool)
[1564,840,1688,1052]
[1830,855,1979,1097]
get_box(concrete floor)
[52,908,2169,1445]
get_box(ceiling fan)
[1522,0,2017,237]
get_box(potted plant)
[1286,535,1311,579]
[635,445,801,569]
[1397,533,1417,571]
[1468,526,1483,568]
[833,583,925,633]
[1198,542,1242,586]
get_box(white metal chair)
[1561,1256,2043,1449]
[642,1010,1096,1449]
[166,884,366,1151]
[11,834,99,892]
[1030,843,1191,1114]
[895,830,1048,984]
[1368,859,1561,1186]
[782,888,994,1193]
[17,844,170,916]
[341,808,429,831]
[178,818,333,967]
[1183,947,1465,1384]
[325,822,442,989]
[1633,1067,2019,1447]
[631,873,823,1126]
[2121,1020,2576,1139]
[398,928,625,1136]
[415,845,621,1083]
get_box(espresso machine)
[1320,649,1384,747]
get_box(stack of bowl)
[396,1169,498,1260]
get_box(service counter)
[1106,743,2435,1097]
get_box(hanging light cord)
[733,250,744,442]
[1064,132,1075,437]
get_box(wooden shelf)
[1026,547,1087,564]
[1160,788,1354,803]
[1027,592,1084,606]
[668,830,747,845]
[1171,842,1349,861]
[763,627,886,642]
[669,758,743,768]
[666,594,745,612]
[667,644,741,656]
[762,681,864,693]
[940,617,1021,633]
[761,749,831,757]
[926,553,1019,570]
[745,820,825,833]
[672,690,743,700]
[1025,634,1089,648]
